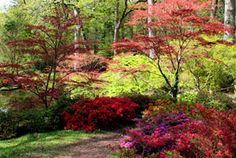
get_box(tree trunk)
[224,0,235,41]
[148,0,155,58]
[74,7,81,48]
[114,0,120,55]
[113,0,132,55]
[73,7,81,71]
[211,0,218,17]
[44,66,53,109]
[172,71,179,103]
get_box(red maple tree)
[0,5,99,108]
[113,0,233,101]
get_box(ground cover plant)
[0,130,101,158]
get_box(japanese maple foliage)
[0,5,96,108]
[113,0,233,101]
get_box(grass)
[0,130,104,158]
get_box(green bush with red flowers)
[61,97,139,131]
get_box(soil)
[56,132,122,158]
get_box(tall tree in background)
[211,0,218,17]
[224,0,235,41]
[59,0,83,70]
[113,0,133,55]
[148,0,155,58]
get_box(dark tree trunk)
[211,0,219,17]
[113,0,133,55]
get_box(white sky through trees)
[0,0,13,11]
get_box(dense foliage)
[0,109,58,139]
[62,97,139,131]
[119,101,236,157]
[113,0,232,101]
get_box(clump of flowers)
[120,112,193,157]
[2,79,12,86]
[120,102,236,157]
[61,97,139,131]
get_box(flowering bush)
[61,97,139,131]
[2,79,12,86]
[120,103,236,157]
[143,99,174,117]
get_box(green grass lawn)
[0,130,103,158]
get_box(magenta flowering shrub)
[120,104,236,158]
[61,97,139,131]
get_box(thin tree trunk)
[172,63,180,103]
[74,7,81,48]
[224,0,235,41]
[211,0,218,17]
[44,66,53,108]
[113,0,133,55]
[73,7,81,71]
[114,0,120,55]
[148,0,155,58]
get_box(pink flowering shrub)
[61,97,139,131]
[120,102,236,157]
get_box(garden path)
[56,132,122,158]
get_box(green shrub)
[47,95,76,130]
[0,96,74,139]
[179,91,236,111]
[0,109,60,139]
[178,91,198,104]
[0,110,20,139]
[99,50,113,58]
[17,109,51,134]
[70,54,165,98]
[198,92,235,111]
[99,54,164,97]
[0,94,10,108]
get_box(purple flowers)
[119,103,236,157]
[120,112,191,155]
[120,139,134,149]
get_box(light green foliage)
[99,54,164,97]
[0,130,101,158]
[70,54,164,98]
[178,91,236,111]
[199,35,236,79]
[0,0,53,64]
[185,59,233,91]
[178,91,198,104]
[211,44,236,81]
[184,35,235,92]
[0,40,9,63]
[68,74,99,99]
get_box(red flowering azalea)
[61,97,139,131]
[2,79,11,86]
